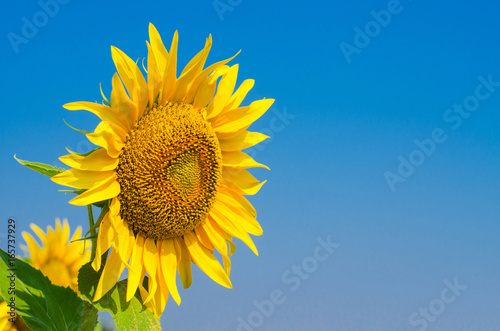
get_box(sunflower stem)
[87,205,98,261]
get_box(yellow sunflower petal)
[94,120,128,142]
[92,212,114,271]
[142,238,158,304]
[148,23,169,78]
[222,151,270,170]
[213,99,275,138]
[184,232,232,289]
[218,188,257,217]
[206,216,238,258]
[59,148,119,171]
[51,169,115,190]
[184,50,240,103]
[22,232,44,267]
[201,222,232,277]
[160,31,178,102]
[213,98,274,130]
[146,41,162,106]
[69,225,82,242]
[66,227,91,270]
[110,46,148,116]
[154,268,169,318]
[224,79,255,111]
[109,197,121,217]
[222,254,231,277]
[173,36,212,101]
[222,168,267,195]
[229,240,237,256]
[94,249,124,302]
[138,273,156,315]
[180,35,211,77]
[110,72,138,130]
[194,225,214,251]
[111,219,134,267]
[63,102,124,128]
[68,173,120,206]
[54,219,71,257]
[174,237,192,289]
[159,239,181,305]
[214,192,262,236]
[218,131,269,152]
[206,215,232,243]
[65,226,88,265]
[126,235,146,302]
[86,131,124,159]
[209,209,258,256]
[30,223,47,243]
[193,65,230,109]
[207,64,239,119]
[201,221,227,256]
[86,120,127,156]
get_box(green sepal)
[63,119,92,134]
[99,82,111,106]
[83,202,109,242]
[14,155,65,177]
[65,147,101,157]
[70,236,97,243]
[59,189,85,194]
[57,189,107,208]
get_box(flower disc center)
[116,102,222,240]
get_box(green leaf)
[80,301,99,330]
[0,249,98,331]
[14,155,65,177]
[78,260,161,331]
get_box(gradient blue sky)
[1,0,500,330]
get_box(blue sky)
[1,0,500,330]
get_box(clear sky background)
[1,0,500,330]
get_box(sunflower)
[0,300,17,331]
[22,218,90,293]
[0,300,30,331]
[51,23,273,317]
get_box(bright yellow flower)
[0,301,17,331]
[22,218,90,293]
[0,295,30,331]
[51,23,273,317]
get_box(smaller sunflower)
[0,297,29,331]
[0,300,17,331]
[22,218,90,293]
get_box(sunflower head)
[51,23,273,317]
[22,218,90,293]
[116,101,223,240]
